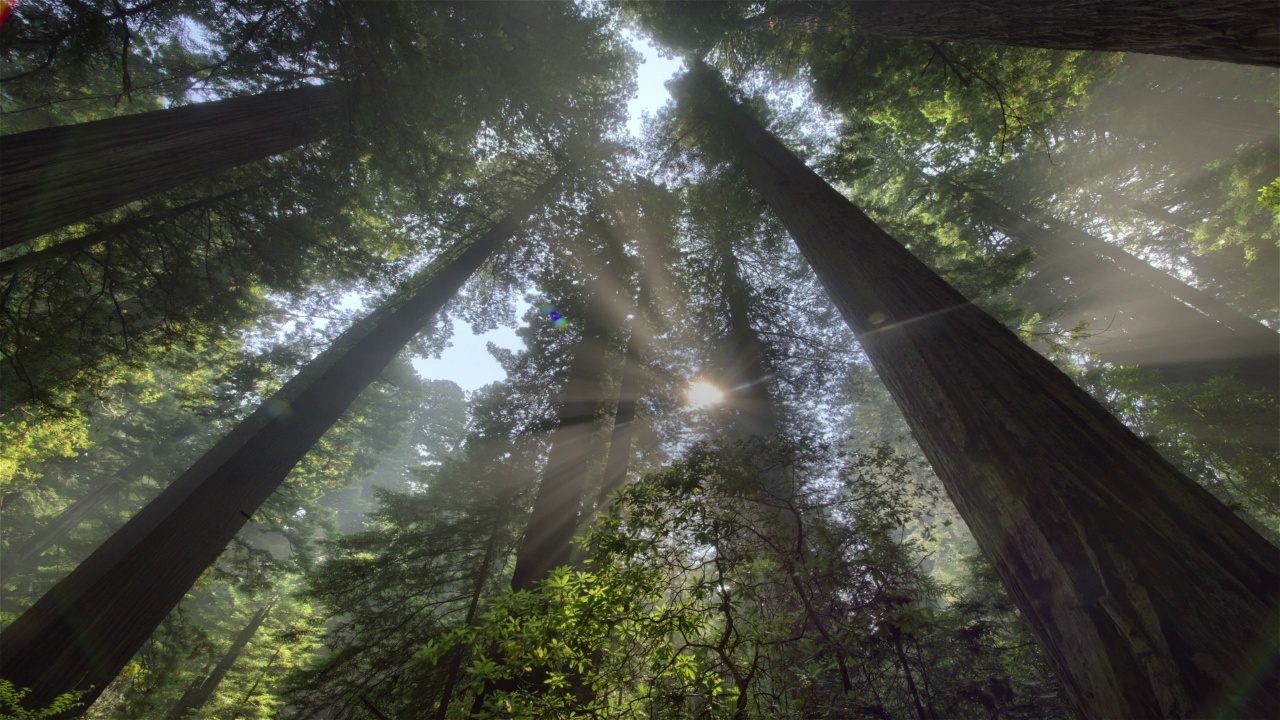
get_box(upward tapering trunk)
[0,169,568,716]
[0,184,268,278]
[510,301,612,593]
[0,85,341,247]
[594,341,642,512]
[165,603,272,720]
[718,245,782,442]
[754,0,1280,67]
[675,64,1279,720]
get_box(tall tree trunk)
[509,300,612,593]
[675,63,1280,720]
[753,0,1280,67]
[430,504,507,720]
[718,245,782,443]
[0,169,568,716]
[0,85,341,247]
[0,184,267,278]
[966,188,1280,396]
[468,297,614,716]
[165,603,272,719]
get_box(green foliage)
[430,439,1066,719]
[0,681,84,720]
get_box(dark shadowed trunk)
[719,244,782,443]
[430,504,507,720]
[752,0,1280,67]
[675,63,1279,720]
[0,85,341,247]
[164,603,272,720]
[0,185,267,278]
[0,170,567,716]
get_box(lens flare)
[687,380,724,408]
[540,304,570,329]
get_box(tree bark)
[756,0,1280,67]
[675,63,1280,720]
[0,185,266,278]
[509,299,612,593]
[0,169,567,716]
[165,603,272,719]
[0,85,341,247]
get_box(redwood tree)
[673,63,1279,720]
[653,0,1280,67]
[164,603,273,720]
[0,85,342,247]
[0,168,567,714]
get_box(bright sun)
[686,380,725,408]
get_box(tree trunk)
[758,0,1280,67]
[509,299,612,593]
[0,85,341,247]
[675,63,1280,720]
[719,245,782,443]
[430,505,506,720]
[0,184,267,278]
[165,603,272,719]
[969,190,1280,398]
[0,169,567,716]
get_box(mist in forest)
[0,2,1277,719]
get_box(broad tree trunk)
[165,603,272,719]
[756,0,1280,67]
[675,63,1280,720]
[0,170,567,715]
[0,85,340,247]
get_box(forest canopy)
[0,1,1277,719]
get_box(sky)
[412,33,684,393]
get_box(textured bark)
[676,64,1280,720]
[165,603,272,719]
[0,85,341,247]
[0,170,566,715]
[758,0,1280,67]
[0,185,265,278]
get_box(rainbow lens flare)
[540,304,570,330]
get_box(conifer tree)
[673,62,1279,720]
